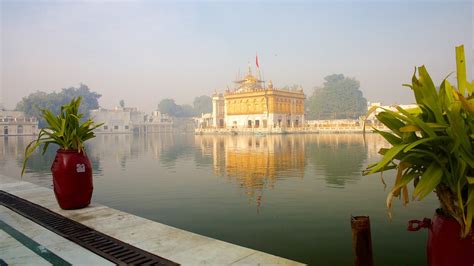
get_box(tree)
[119,100,125,108]
[193,95,212,115]
[158,99,179,116]
[306,74,367,119]
[158,99,198,117]
[176,104,195,117]
[16,84,101,127]
[61,84,101,117]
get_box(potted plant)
[363,45,473,266]
[22,97,103,210]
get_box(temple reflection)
[195,134,388,192]
[195,135,306,210]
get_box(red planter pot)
[408,211,474,266]
[51,149,93,210]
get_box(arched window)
[3,126,8,135]
[17,125,23,134]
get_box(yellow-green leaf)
[456,45,468,95]
[367,144,408,175]
[413,162,443,200]
[400,125,421,132]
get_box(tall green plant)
[22,97,103,175]
[363,45,474,237]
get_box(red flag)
[256,53,260,68]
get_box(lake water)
[0,133,438,265]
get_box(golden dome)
[244,74,257,82]
[232,65,264,92]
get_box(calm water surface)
[0,133,438,265]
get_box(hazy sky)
[1,0,473,112]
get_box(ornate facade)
[211,67,305,130]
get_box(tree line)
[16,84,101,127]
[305,74,367,120]
[15,73,368,128]
[157,95,212,117]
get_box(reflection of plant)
[364,45,474,237]
[22,97,103,175]
[307,135,367,187]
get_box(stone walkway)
[0,175,303,265]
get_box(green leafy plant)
[22,97,103,175]
[363,45,474,237]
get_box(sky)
[1,0,473,112]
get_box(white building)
[195,113,213,129]
[90,107,140,133]
[90,107,173,134]
[141,111,173,133]
[0,110,38,136]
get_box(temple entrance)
[255,120,260,128]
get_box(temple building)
[207,66,305,132]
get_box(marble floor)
[0,205,113,265]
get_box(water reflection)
[306,134,368,188]
[195,134,388,188]
[87,133,196,169]
[2,133,388,191]
[196,135,305,194]
[0,135,102,186]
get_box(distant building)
[142,111,173,133]
[0,110,38,136]
[90,107,172,134]
[90,107,139,133]
[195,113,213,129]
[197,66,306,132]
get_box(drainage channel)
[0,190,179,266]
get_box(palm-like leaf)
[364,45,474,237]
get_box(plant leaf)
[413,162,443,200]
[366,144,408,175]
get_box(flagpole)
[256,52,263,87]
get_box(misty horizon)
[1,1,473,113]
